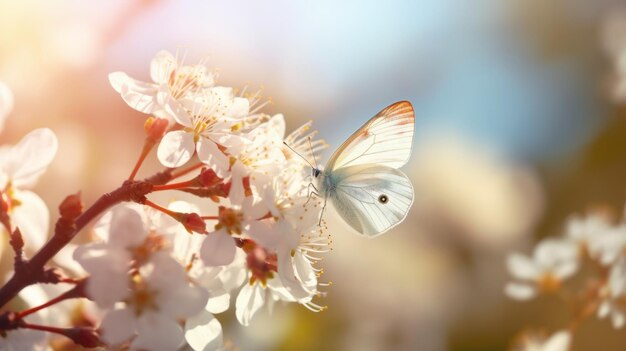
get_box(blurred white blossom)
[0,128,58,252]
[505,238,579,300]
[512,330,571,351]
[598,257,626,329]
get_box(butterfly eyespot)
[378,194,388,204]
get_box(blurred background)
[2,0,626,350]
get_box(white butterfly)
[312,101,415,237]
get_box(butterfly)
[311,101,415,237]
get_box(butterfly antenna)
[283,141,315,169]
[308,136,319,169]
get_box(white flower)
[0,128,58,252]
[227,115,289,204]
[598,257,626,329]
[200,195,268,267]
[233,228,329,326]
[505,238,579,300]
[98,252,208,351]
[565,213,612,247]
[74,203,178,307]
[169,201,246,351]
[109,50,215,119]
[586,223,626,266]
[512,330,571,351]
[0,81,13,133]
[157,87,249,168]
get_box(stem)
[144,199,178,218]
[152,179,195,192]
[16,281,86,319]
[202,216,218,220]
[22,322,68,334]
[128,140,155,181]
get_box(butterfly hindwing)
[326,101,414,170]
[327,164,414,237]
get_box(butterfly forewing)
[328,164,414,237]
[326,101,414,171]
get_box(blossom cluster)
[505,209,626,350]
[0,51,333,351]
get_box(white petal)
[228,162,247,205]
[553,260,579,280]
[613,311,626,329]
[206,290,230,314]
[74,244,131,307]
[247,220,281,250]
[133,312,184,351]
[185,309,223,351]
[201,230,236,266]
[4,128,57,188]
[157,131,195,168]
[162,284,208,319]
[11,190,49,252]
[506,253,539,280]
[0,81,13,131]
[163,96,193,127]
[598,301,611,319]
[109,72,158,114]
[150,50,177,84]
[100,309,137,346]
[235,283,265,326]
[108,204,149,248]
[229,97,250,118]
[504,283,537,301]
[293,251,317,292]
[543,330,571,351]
[197,138,230,178]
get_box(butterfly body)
[313,101,415,237]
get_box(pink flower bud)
[59,192,83,221]
[181,212,207,234]
[144,117,169,141]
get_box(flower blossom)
[0,128,58,252]
[157,87,249,168]
[598,257,626,329]
[109,50,215,120]
[511,330,571,351]
[505,238,579,300]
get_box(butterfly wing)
[327,164,414,237]
[326,101,414,170]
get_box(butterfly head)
[312,168,322,178]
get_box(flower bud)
[196,168,221,188]
[63,327,102,348]
[144,117,169,141]
[180,212,207,234]
[59,192,83,221]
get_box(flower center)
[126,275,159,316]
[167,66,204,99]
[241,239,277,287]
[129,233,168,266]
[215,206,244,235]
[537,272,561,293]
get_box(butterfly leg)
[318,194,328,227]
[305,182,320,206]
